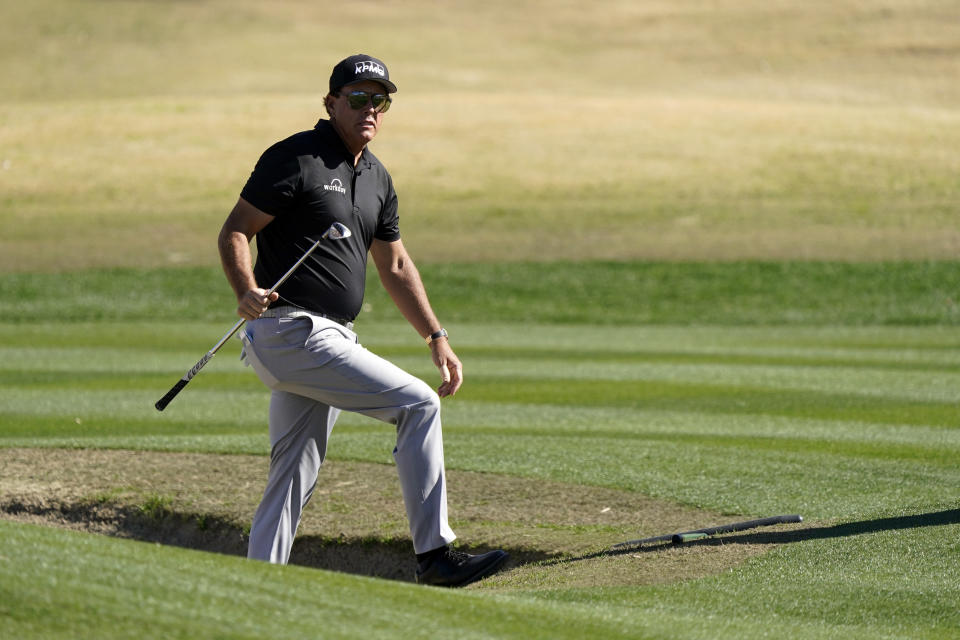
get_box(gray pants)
[239,310,457,563]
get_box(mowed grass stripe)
[4,369,957,428]
[0,369,260,392]
[4,407,955,468]
[438,435,960,518]
[461,378,960,428]
[371,346,960,373]
[445,424,958,467]
[5,339,960,384]
[6,263,960,324]
[0,345,245,372]
[405,357,960,403]
[462,347,960,373]
[0,413,263,439]
[20,344,960,375]
[5,322,960,354]
[0,388,269,424]
[7,393,956,450]
[3,407,955,519]
[5,349,959,406]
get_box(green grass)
[3,502,958,640]
[2,262,958,525]
[2,0,959,636]
[4,261,960,325]
[535,511,960,639]
[4,263,957,638]
[0,520,648,640]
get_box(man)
[217,54,508,587]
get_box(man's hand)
[430,339,463,397]
[370,237,463,397]
[237,288,279,322]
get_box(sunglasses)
[342,90,392,113]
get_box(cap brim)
[340,78,397,94]
[373,79,398,94]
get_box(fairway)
[2,264,959,637]
[2,0,959,638]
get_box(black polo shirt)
[240,119,401,321]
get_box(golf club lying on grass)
[611,514,803,549]
[155,222,352,412]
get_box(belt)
[259,305,354,330]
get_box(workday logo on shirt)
[324,178,346,194]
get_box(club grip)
[155,378,189,412]
[673,532,709,544]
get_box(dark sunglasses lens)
[346,91,391,112]
[372,94,391,113]
[346,92,369,109]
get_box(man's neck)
[329,119,366,167]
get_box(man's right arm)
[218,197,277,321]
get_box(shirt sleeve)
[239,141,302,218]
[375,173,401,242]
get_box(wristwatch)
[425,328,448,345]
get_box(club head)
[323,222,352,240]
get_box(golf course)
[1,1,958,638]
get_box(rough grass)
[0,448,770,589]
[1,0,959,270]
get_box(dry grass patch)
[0,448,791,588]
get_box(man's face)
[328,80,390,153]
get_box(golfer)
[217,54,507,587]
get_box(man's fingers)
[439,360,462,397]
[431,342,462,398]
[238,289,275,321]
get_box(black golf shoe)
[415,547,509,587]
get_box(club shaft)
[265,236,325,296]
[611,514,803,549]
[155,236,326,412]
[681,514,803,538]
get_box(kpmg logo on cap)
[355,60,386,78]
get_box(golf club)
[611,514,803,549]
[154,222,352,412]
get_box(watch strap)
[425,328,448,345]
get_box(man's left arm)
[370,238,462,397]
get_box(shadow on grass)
[12,496,955,580]
[0,498,549,582]
[554,508,960,566]
[703,507,960,547]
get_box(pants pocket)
[240,326,282,388]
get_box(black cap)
[329,54,397,94]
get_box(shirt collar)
[314,119,373,169]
